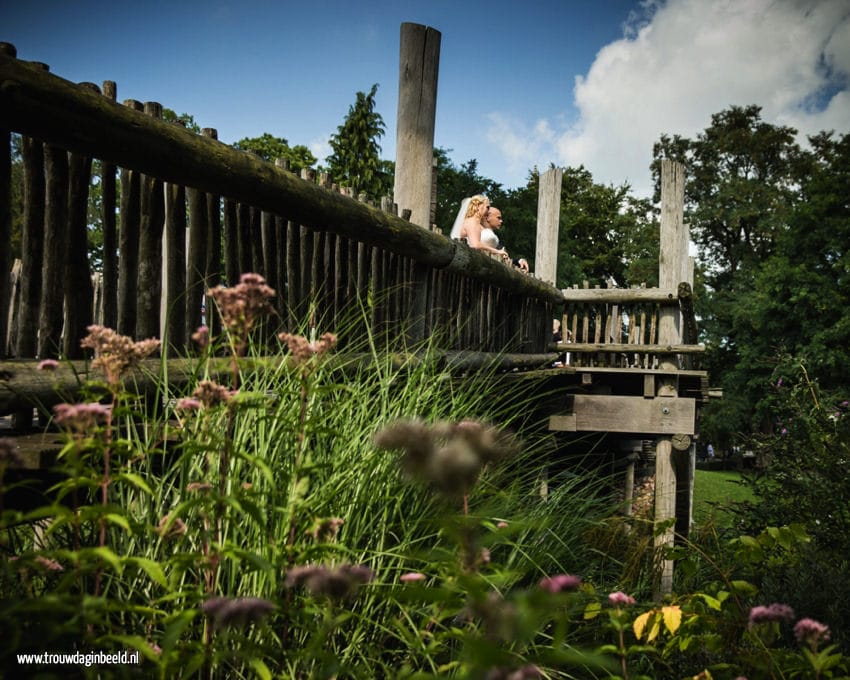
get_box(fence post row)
[0,44,561,360]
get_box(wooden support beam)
[548,395,696,435]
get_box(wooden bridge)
[0,31,706,593]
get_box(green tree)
[325,84,388,200]
[162,108,201,133]
[233,132,316,174]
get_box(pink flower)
[38,359,59,371]
[175,398,202,411]
[53,402,111,431]
[608,591,636,607]
[496,521,509,529]
[399,572,426,583]
[748,603,795,627]
[539,574,581,593]
[794,618,830,647]
[192,325,209,348]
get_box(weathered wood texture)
[534,167,563,286]
[558,280,702,369]
[394,22,440,228]
[0,48,560,361]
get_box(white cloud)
[487,0,850,198]
[309,135,332,165]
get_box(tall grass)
[0,299,619,677]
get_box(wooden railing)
[556,282,703,369]
[0,44,562,361]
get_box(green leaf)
[105,513,131,532]
[127,557,168,588]
[116,472,153,495]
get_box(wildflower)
[539,574,581,593]
[191,325,209,348]
[81,325,160,385]
[175,397,201,412]
[285,563,374,600]
[748,603,795,627]
[479,548,491,565]
[305,517,345,542]
[399,572,426,583]
[207,273,276,346]
[201,596,275,630]
[776,377,783,387]
[608,591,636,607]
[278,331,338,364]
[34,555,63,571]
[794,617,830,648]
[192,380,231,408]
[496,521,509,529]
[186,482,212,493]
[157,514,187,539]
[0,438,24,468]
[374,418,519,496]
[38,359,59,371]
[53,402,111,432]
[781,428,788,435]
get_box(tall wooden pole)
[655,159,687,597]
[535,167,563,286]
[393,22,440,229]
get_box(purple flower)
[776,377,783,387]
[399,572,426,583]
[794,617,830,647]
[53,402,111,432]
[608,591,636,607]
[286,563,374,599]
[201,596,275,630]
[748,603,795,627]
[539,574,581,593]
[781,427,788,435]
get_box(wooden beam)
[554,342,705,354]
[548,395,696,435]
[561,288,679,303]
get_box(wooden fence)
[0,43,562,362]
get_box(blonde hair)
[464,194,489,218]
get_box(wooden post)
[186,175,209,341]
[534,167,563,286]
[164,148,187,350]
[393,22,440,229]
[117,99,143,338]
[37,143,68,358]
[655,159,686,597]
[63,82,98,358]
[0,46,11,358]
[100,80,118,331]
[15,127,45,358]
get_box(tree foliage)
[656,105,850,442]
[233,132,316,175]
[325,83,389,200]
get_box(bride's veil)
[449,197,472,239]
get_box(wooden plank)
[548,395,695,435]
[561,288,678,303]
[555,342,704,354]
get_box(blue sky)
[4,0,849,199]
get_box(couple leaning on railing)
[449,195,530,273]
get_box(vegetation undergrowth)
[0,275,845,679]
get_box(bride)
[448,195,510,262]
